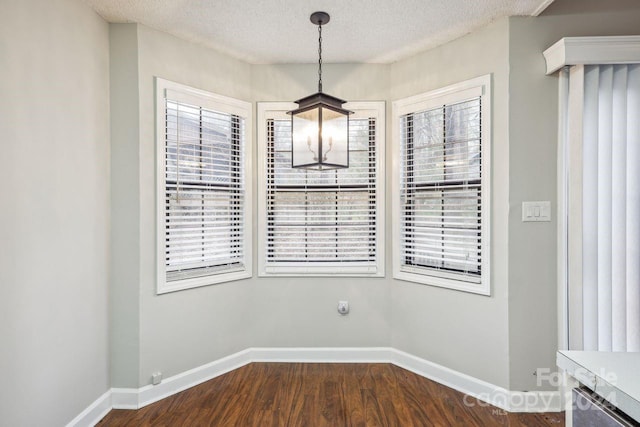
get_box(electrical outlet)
[337,301,349,315]
[152,372,163,385]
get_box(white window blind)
[156,79,252,293]
[565,64,640,351]
[257,102,385,276]
[392,75,490,294]
[400,99,481,279]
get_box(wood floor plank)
[98,363,564,427]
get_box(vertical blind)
[399,98,482,283]
[571,64,640,351]
[265,117,377,267]
[163,97,246,281]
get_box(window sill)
[157,269,252,295]
[393,269,489,296]
[260,263,384,278]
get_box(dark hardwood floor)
[98,363,564,426]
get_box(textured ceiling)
[85,0,554,64]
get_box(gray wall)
[115,24,256,386]
[109,23,141,389]
[0,0,111,425]
[389,18,513,389]
[388,0,640,392]
[109,0,640,394]
[109,26,395,386]
[111,19,513,391]
[249,63,392,350]
[507,0,640,392]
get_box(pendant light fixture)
[288,11,353,170]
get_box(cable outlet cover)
[337,301,349,315]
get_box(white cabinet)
[557,351,640,426]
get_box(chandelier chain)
[318,23,323,92]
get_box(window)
[392,75,491,295]
[257,102,385,276]
[156,78,252,294]
[560,63,640,351]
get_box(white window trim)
[155,77,253,294]
[257,101,386,277]
[391,74,491,295]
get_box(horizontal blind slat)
[266,117,378,265]
[399,97,483,279]
[163,97,245,280]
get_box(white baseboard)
[138,348,252,408]
[391,348,510,409]
[390,349,561,412]
[78,347,560,425]
[65,390,112,427]
[110,387,139,410]
[112,348,252,410]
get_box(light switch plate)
[522,201,551,222]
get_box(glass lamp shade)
[288,92,353,170]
